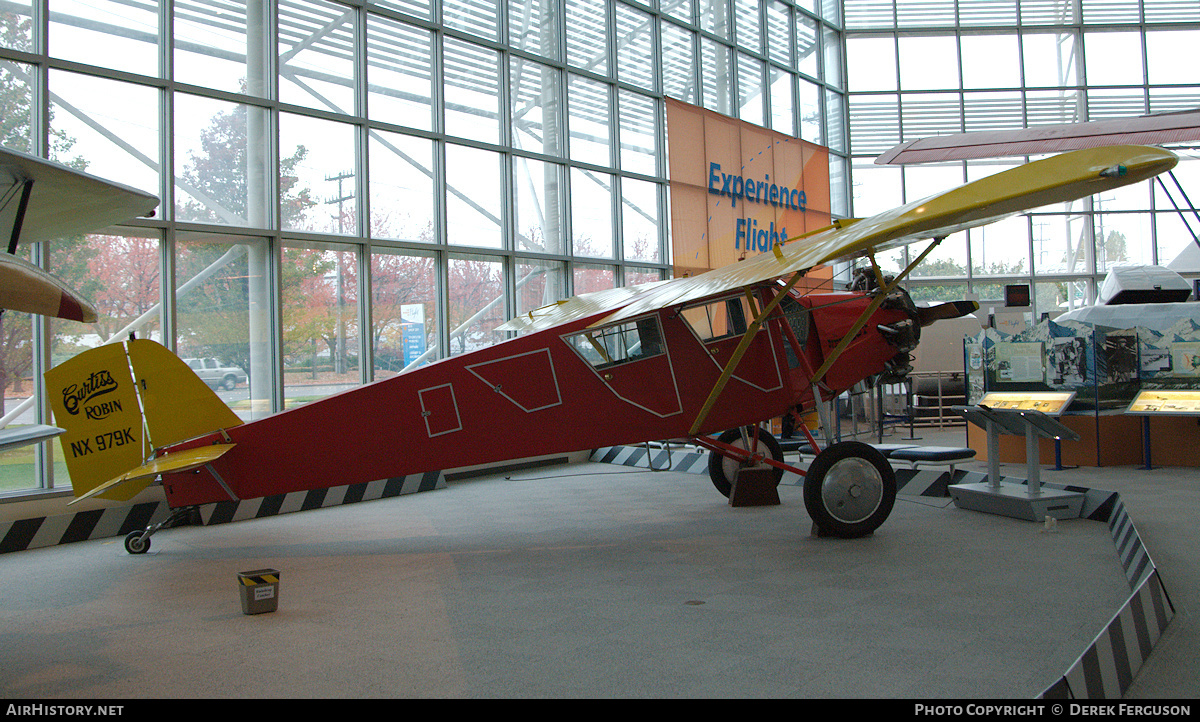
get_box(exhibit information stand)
[1125,390,1200,470]
[950,392,1085,522]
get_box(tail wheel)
[124,531,150,555]
[707,427,784,498]
[803,441,896,538]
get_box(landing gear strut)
[705,427,785,498]
[123,506,198,554]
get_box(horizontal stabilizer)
[916,301,979,327]
[67,444,235,506]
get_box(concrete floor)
[0,427,1195,699]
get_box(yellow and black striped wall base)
[0,471,445,555]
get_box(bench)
[887,445,977,475]
[777,440,975,475]
[870,443,920,458]
[780,441,922,458]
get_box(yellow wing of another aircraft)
[592,145,1176,328]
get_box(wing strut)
[810,237,945,387]
[688,269,807,436]
[6,179,33,254]
[1155,171,1200,251]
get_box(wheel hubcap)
[722,440,759,478]
[821,457,883,524]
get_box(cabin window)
[566,317,664,369]
[680,295,753,342]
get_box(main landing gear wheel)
[803,441,896,538]
[707,427,784,498]
[124,531,150,555]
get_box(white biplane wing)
[0,147,159,247]
[875,109,1200,165]
[0,147,159,323]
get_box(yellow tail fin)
[44,339,242,502]
[126,340,242,448]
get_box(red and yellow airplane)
[45,145,1178,553]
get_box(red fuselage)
[160,287,910,508]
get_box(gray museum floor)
[0,427,1195,699]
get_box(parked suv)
[184,357,248,391]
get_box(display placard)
[978,391,1076,416]
[1125,389,1200,416]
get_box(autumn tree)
[371,250,437,373]
[447,256,505,355]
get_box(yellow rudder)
[126,339,242,449]
[44,342,148,502]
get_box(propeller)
[916,300,979,327]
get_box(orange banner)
[666,98,831,279]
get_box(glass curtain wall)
[844,0,1200,315]
[0,0,845,496]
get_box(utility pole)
[325,170,354,375]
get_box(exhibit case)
[962,305,1200,466]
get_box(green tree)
[177,103,314,226]
[1100,229,1128,267]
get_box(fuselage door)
[563,315,682,418]
[680,294,783,394]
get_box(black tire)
[124,531,150,555]
[222,375,237,391]
[803,441,896,538]
[707,427,785,498]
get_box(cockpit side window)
[680,295,752,343]
[778,295,809,346]
[565,316,664,369]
